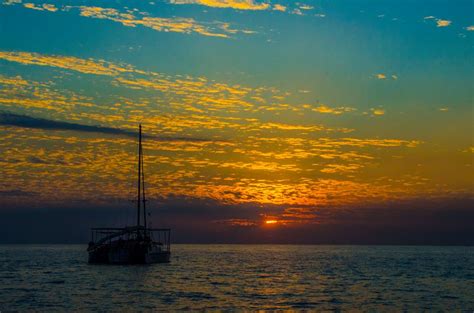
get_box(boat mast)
[136,124,142,227]
[141,127,147,229]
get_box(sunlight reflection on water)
[0,245,473,310]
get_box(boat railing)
[89,226,171,252]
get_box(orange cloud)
[273,4,286,12]
[0,51,135,76]
[75,6,235,38]
[436,19,451,27]
[282,207,317,219]
[311,104,356,115]
[169,0,270,10]
[0,75,28,86]
[214,219,257,226]
[371,108,385,116]
[23,2,58,11]
[11,2,254,38]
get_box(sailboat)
[87,125,171,264]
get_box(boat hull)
[88,242,170,264]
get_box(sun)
[265,220,278,225]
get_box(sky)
[0,0,473,244]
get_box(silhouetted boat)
[87,125,171,264]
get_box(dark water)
[0,245,473,311]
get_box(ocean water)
[0,245,473,311]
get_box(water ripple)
[0,244,473,311]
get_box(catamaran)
[87,125,171,264]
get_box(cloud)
[424,16,452,28]
[0,189,38,197]
[0,122,434,214]
[169,0,270,10]
[2,199,473,244]
[11,2,253,38]
[0,51,273,112]
[0,75,28,86]
[320,137,420,148]
[0,51,297,134]
[23,2,57,11]
[310,104,356,115]
[70,6,248,38]
[259,122,328,132]
[214,218,258,227]
[320,163,362,173]
[0,51,135,76]
[281,207,317,220]
[436,19,451,27]
[375,73,398,80]
[0,112,210,141]
[292,8,303,16]
[219,161,300,172]
[273,4,286,12]
[73,6,239,38]
[0,49,440,216]
[370,108,385,116]
[298,4,313,10]
[2,0,22,4]
[0,112,138,136]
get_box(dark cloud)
[0,196,473,245]
[0,112,213,142]
[0,111,136,136]
[0,189,38,197]
[27,156,49,164]
[26,155,70,165]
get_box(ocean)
[0,245,473,311]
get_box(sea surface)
[0,245,473,311]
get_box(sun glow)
[265,220,278,225]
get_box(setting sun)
[265,220,278,225]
